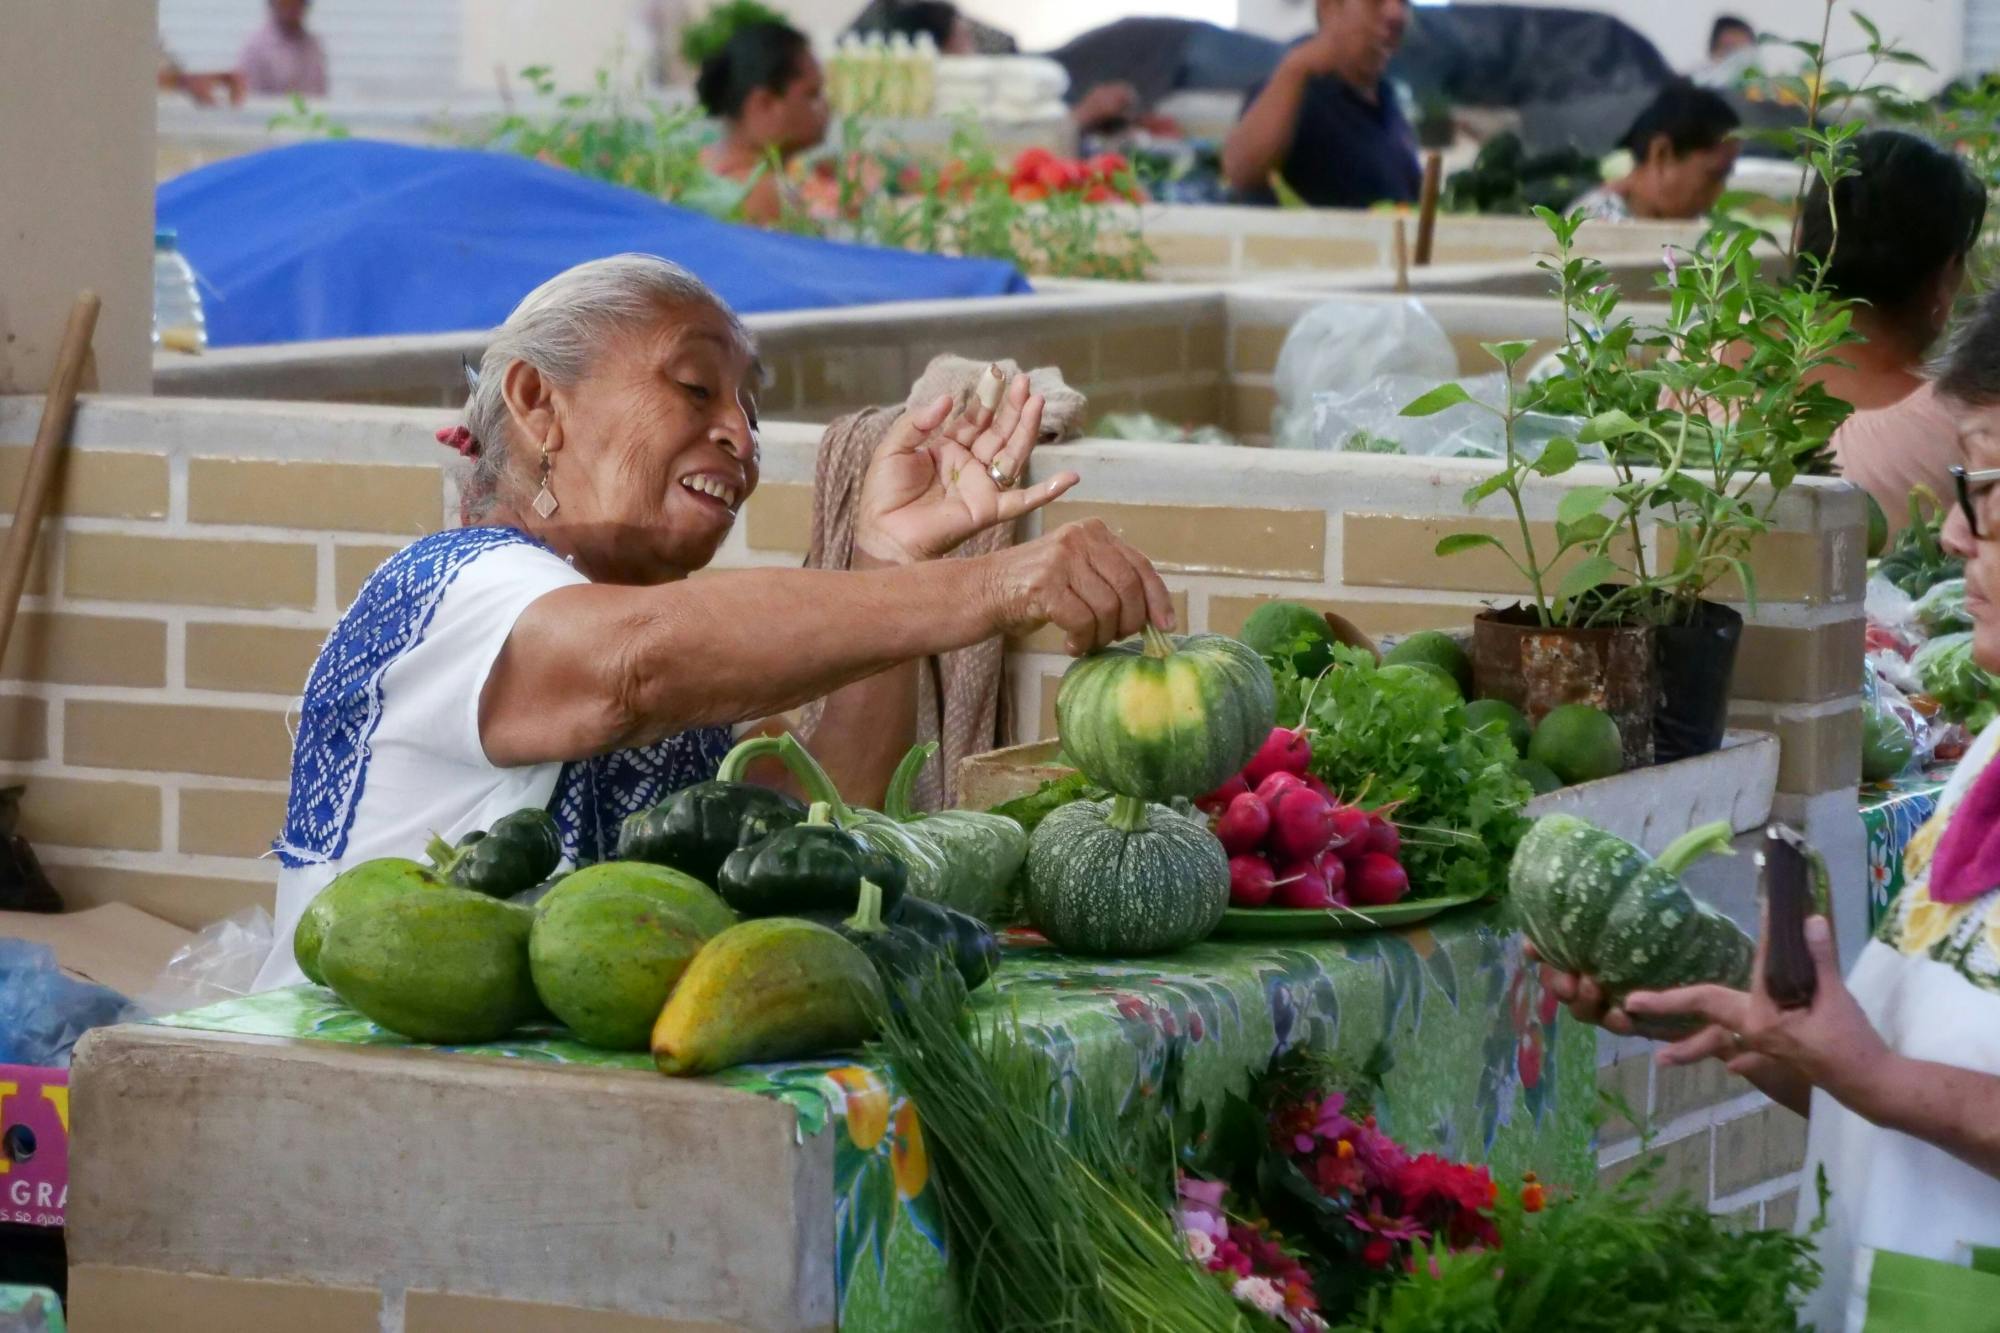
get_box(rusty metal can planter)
[1471,605,1655,770]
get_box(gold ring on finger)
[987,461,1018,488]
[1729,1030,1748,1056]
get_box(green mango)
[534,861,738,938]
[293,857,444,986]
[530,887,710,1050]
[319,890,540,1044]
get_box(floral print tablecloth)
[1863,766,1955,930]
[153,906,1590,1332]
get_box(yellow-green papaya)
[293,857,444,986]
[319,890,539,1044]
[652,918,882,1076]
[530,887,708,1050]
[535,861,737,938]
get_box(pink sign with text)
[0,1065,68,1229]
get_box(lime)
[1464,698,1531,757]
[1515,758,1563,794]
[1239,600,1339,678]
[1527,704,1624,785]
[1383,630,1473,697]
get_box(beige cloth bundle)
[801,354,1088,810]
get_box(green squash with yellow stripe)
[1055,627,1276,802]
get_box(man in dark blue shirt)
[1222,0,1420,209]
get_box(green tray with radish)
[1212,891,1487,938]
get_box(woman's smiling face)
[537,301,762,584]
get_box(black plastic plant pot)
[1651,599,1743,764]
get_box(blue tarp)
[156,140,1033,347]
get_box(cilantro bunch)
[1273,646,1529,900]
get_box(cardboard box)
[0,1064,68,1229]
[0,905,190,999]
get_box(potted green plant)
[1418,5,1914,763]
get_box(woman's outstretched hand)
[855,375,1079,566]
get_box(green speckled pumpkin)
[1509,814,1751,996]
[1055,627,1276,802]
[1024,796,1228,956]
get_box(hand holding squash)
[855,378,1079,566]
[1623,912,1878,1118]
[981,518,1175,656]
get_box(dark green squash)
[1509,814,1752,997]
[1023,795,1228,957]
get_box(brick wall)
[158,286,1648,443]
[0,397,452,928]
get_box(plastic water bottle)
[153,227,207,353]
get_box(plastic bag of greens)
[1914,632,2000,732]
[1270,299,1457,448]
[1309,371,1590,461]
[1912,578,1972,638]
[1090,412,1237,446]
[1860,665,1929,781]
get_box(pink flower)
[1212,1239,1254,1277]
[1180,1205,1227,1241]
[1348,1204,1428,1244]
[1186,1229,1216,1264]
[1232,1275,1288,1317]
[1663,244,1680,283]
[1361,1237,1395,1268]
[1178,1176,1228,1209]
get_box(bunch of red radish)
[1197,721,1410,911]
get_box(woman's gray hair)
[457,253,745,518]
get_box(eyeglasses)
[1952,465,2000,541]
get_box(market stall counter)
[65,911,1587,1332]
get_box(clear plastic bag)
[132,906,273,1018]
[1862,661,1934,777]
[1308,371,1590,460]
[0,938,134,1068]
[1270,299,1458,449]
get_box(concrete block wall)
[1138,203,1708,289]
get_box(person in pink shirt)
[237,0,329,98]
[1798,132,1986,533]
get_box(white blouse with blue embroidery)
[253,526,732,989]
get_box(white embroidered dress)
[254,527,731,989]
[1801,718,2000,1330]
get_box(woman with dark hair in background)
[696,22,830,225]
[1567,79,1740,221]
[1807,131,1988,531]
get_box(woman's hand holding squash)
[855,377,1078,566]
[981,518,1175,656]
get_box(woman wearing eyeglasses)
[1534,292,2000,1329]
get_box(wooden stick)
[1414,151,1444,266]
[1392,218,1411,294]
[0,293,99,662]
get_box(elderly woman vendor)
[253,254,1169,989]
[1536,296,2000,1327]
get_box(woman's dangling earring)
[532,447,559,519]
